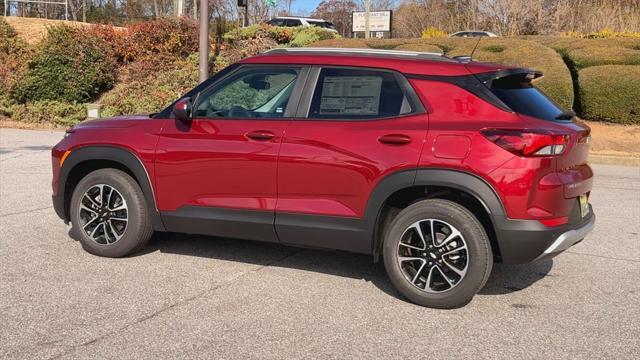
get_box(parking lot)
[1,127,638,359]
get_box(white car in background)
[450,31,498,37]
[266,16,338,33]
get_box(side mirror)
[173,97,192,122]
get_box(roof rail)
[263,47,446,59]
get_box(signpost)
[352,10,392,38]
[199,0,208,82]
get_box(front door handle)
[378,134,412,145]
[245,130,275,141]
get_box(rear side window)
[308,68,412,120]
[285,19,302,26]
[490,77,565,121]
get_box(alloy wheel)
[396,219,469,293]
[78,184,128,245]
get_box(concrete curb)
[590,154,640,167]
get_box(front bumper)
[52,194,68,223]
[493,202,595,264]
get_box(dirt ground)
[585,121,640,157]
[4,17,123,44]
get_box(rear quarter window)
[490,77,565,121]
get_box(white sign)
[319,76,382,115]
[352,11,392,33]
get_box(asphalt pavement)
[1,128,638,359]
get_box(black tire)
[383,199,492,308]
[70,168,153,257]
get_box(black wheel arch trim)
[54,145,165,231]
[366,167,506,254]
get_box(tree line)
[2,0,639,36]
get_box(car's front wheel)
[383,199,493,308]
[70,168,152,257]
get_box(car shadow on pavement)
[139,231,553,301]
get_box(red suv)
[52,48,595,308]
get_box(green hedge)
[7,101,86,127]
[100,56,199,117]
[17,25,116,103]
[579,65,640,124]
[535,37,640,69]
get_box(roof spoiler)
[473,68,543,87]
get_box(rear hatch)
[475,68,593,198]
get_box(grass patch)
[579,65,640,124]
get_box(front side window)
[308,68,412,120]
[195,67,299,119]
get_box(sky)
[290,0,325,16]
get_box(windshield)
[490,77,567,121]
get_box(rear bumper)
[533,214,595,261]
[493,203,595,264]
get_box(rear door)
[274,66,429,253]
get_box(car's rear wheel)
[383,199,492,308]
[70,168,152,257]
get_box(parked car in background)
[266,16,337,32]
[51,48,594,309]
[450,30,498,37]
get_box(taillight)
[481,129,570,157]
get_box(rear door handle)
[245,130,275,141]
[378,134,412,145]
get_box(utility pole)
[364,0,370,39]
[82,0,86,22]
[198,0,209,83]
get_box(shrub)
[394,42,449,53]
[223,24,295,45]
[561,28,640,39]
[308,38,368,48]
[483,44,506,53]
[0,18,33,99]
[84,24,131,64]
[17,25,116,103]
[537,37,640,68]
[9,101,85,127]
[421,27,447,39]
[579,65,640,124]
[126,18,198,63]
[365,39,411,50]
[100,56,200,117]
[289,26,338,47]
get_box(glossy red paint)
[51,116,164,197]
[52,51,593,230]
[154,118,289,212]
[412,79,593,221]
[276,113,428,218]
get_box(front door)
[155,65,307,242]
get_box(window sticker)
[319,76,382,115]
